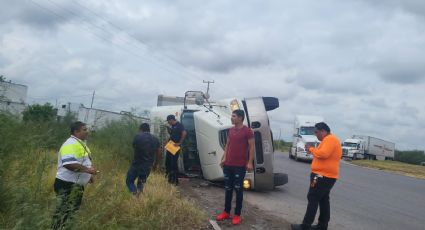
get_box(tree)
[395,150,425,165]
[0,75,8,101]
[22,103,57,122]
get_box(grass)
[0,114,208,229]
[350,160,425,180]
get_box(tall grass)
[0,114,207,229]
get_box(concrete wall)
[77,107,149,130]
[0,101,26,118]
[0,81,28,103]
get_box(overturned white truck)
[150,91,288,190]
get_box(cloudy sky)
[1,0,424,150]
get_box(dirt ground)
[178,177,290,230]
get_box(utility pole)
[203,80,214,98]
[90,90,95,108]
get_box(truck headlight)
[243,179,251,189]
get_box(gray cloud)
[1,0,425,150]
[0,1,84,30]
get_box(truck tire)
[274,173,288,187]
[353,153,357,160]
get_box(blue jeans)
[223,165,246,215]
[126,165,151,193]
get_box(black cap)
[166,115,176,121]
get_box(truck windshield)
[343,142,357,148]
[299,127,315,135]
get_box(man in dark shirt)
[216,109,254,225]
[126,123,161,197]
[165,114,186,185]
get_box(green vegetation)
[22,103,57,122]
[274,139,292,152]
[0,112,207,229]
[395,150,425,165]
[351,160,425,180]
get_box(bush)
[22,103,57,122]
[273,139,292,152]
[0,113,207,229]
[395,150,425,165]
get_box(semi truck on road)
[342,135,395,160]
[289,115,324,161]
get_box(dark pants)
[126,164,152,193]
[302,173,336,230]
[223,165,246,216]
[52,178,84,230]
[165,151,179,185]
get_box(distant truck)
[289,115,324,161]
[342,135,395,160]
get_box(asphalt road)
[244,152,425,230]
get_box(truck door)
[242,97,278,190]
[180,110,201,174]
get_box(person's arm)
[64,164,97,174]
[220,139,229,168]
[246,137,255,172]
[175,130,187,146]
[309,138,334,159]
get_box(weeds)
[0,113,207,229]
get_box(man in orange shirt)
[292,122,342,230]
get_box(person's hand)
[85,167,98,175]
[174,142,181,147]
[246,162,254,172]
[305,144,312,153]
[220,159,225,168]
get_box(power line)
[30,0,197,80]
[69,0,199,80]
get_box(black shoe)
[311,224,327,230]
[291,224,311,230]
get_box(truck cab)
[289,115,324,161]
[342,138,365,160]
[150,91,288,190]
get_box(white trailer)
[343,135,395,160]
[289,115,324,161]
[150,91,288,190]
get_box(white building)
[57,102,149,130]
[0,80,28,117]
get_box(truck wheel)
[353,153,357,160]
[294,152,299,161]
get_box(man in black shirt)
[165,115,186,185]
[126,123,161,197]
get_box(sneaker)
[216,211,230,221]
[231,215,241,225]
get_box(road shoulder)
[178,177,290,230]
